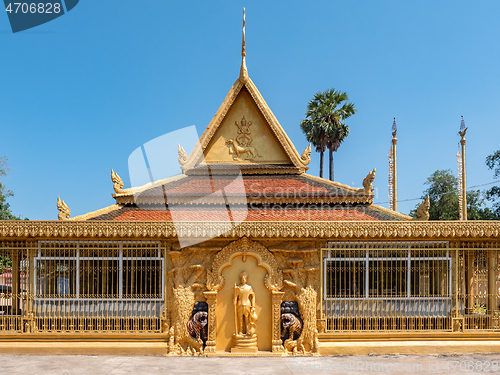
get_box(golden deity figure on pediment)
[235,116,252,146]
[226,116,262,162]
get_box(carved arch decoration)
[206,237,283,292]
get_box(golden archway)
[206,237,283,292]
[203,237,285,354]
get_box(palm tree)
[300,118,327,178]
[300,89,356,181]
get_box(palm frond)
[299,88,357,174]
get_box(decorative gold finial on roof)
[414,195,430,221]
[357,168,376,194]
[300,144,312,166]
[239,8,248,83]
[57,196,70,221]
[177,144,188,166]
[111,169,125,194]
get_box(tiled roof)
[140,174,334,197]
[88,204,407,222]
[114,174,369,205]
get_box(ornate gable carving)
[180,78,309,173]
[204,88,289,165]
[206,237,283,292]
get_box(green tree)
[0,157,20,220]
[0,157,26,272]
[410,169,496,220]
[300,118,327,178]
[466,189,498,220]
[485,150,500,218]
[300,89,356,180]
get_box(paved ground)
[1,354,500,374]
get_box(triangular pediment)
[180,77,310,174]
[204,87,291,164]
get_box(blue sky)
[1,1,500,220]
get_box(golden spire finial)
[239,8,248,83]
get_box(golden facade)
[0,13,499,356]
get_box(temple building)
[0,13,499,355]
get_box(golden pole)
[392,136,398,212]
[391,118,398,212]
[12,252,19,315]
[466,251,474,313]
[488,250,497,316]
[459,117,467,221]
[461,139,467,220]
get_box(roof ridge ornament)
[357,168,376,195]
[414,195,430,221]
[239,8,248,84]
[111,169,125,194]
[300,144,312,166]
[178,144,188,166]
[57,196,70,221]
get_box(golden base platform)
[231,333,258,353]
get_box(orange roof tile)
[90,204,405,222]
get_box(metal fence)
[321,241,500,332]
[0,241,166,333]
[2,239,499,335]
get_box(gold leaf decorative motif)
[2,221,500,240]
[414,195,430,221]
[177,144,188,166]
[226,116,261,161]
[357,168,376,194]
[300,144,312,166]
[207,237,282,291]
[57,196,70,221]
[111,169,124,194]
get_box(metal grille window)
[36,259,77,297]
[79,259,119,298]
[321,241,453,332]
[34,241,164,301]
[369,259,408,297]
[410,259,449,297]
[122,259,162,298]
[324,245,450,300]
[27,240,166,333]
[326,260,366,297]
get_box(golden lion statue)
[226,139,261,161]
